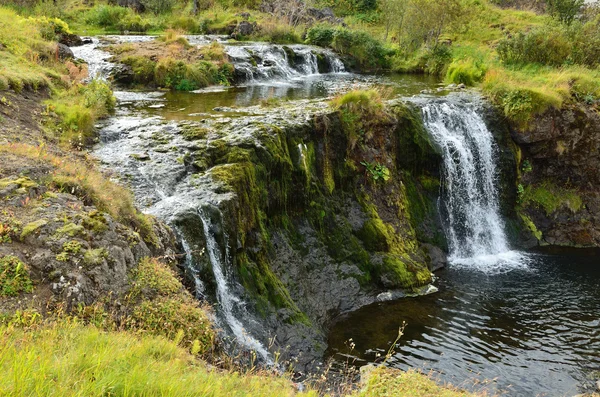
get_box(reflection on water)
[327,248,600,396]
[115,73,441,121]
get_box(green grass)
[0,321,314,397]
[0,8,64,91]
[354,366,484,397]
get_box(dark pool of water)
[326,248,600,397]
[117,73,440,121]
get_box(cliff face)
[511,104,600,247]
[160,99,445,368]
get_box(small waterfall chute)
[422,101,528,272]
[198,207,271,361]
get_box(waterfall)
[422,101,527,272]
[198,208,270,361]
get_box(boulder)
[57,43,74,60]
[423,243,447,272]
[110,64,134,85]
[232,21,257,38]
[58,33,83,47]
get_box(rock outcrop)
[511,103,600,247]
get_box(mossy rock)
[20,219,47,240]
[55,222,84,237]
[381,254,432,289]
[83,248,108,267]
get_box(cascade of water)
[422,101,527,272]
[198,208,270,361]
[71,38,114,81]
[224,43,345,83]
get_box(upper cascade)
[421,100,528,272]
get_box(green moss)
[519,213,542,241]
[382,255,433,289]
[63,240,82,254]
[83,248,108,267]
[180,125,209,141]
[20,219,47,240]
[521,181,583,215]
[0,176,38,190]
[0,255,34,296]
[357,219,389,252]
[81,211,108,233]
[55,222,84,237]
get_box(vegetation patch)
[0,255,34,296]
[0,143,157,245]
[0,322,311,396]
[520,181,583,215]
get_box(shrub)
[115,14,151,32]
[170,16,204,33]
[141,0,175,14]
[30,16,72,41]
[547,0,584,25]
[49,79,115,146]
[254,23,302,44]
[445,58,487,86]
[497,26,572,66]
[305,24,335,47]
[122,56,156,84]
[85,5,129,28]
[307,25,391,70]
[0,255,34,296]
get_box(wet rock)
[423,243,447,272]
[57,43,74,60]
[110,64,134,85]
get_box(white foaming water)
[71,38,114,81]
[422,101,529,273]
[198,208,270,361]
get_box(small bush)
[115,14,151,33]
[547,0,584,25]
[306,25,391,70]
[170,16,204,33]
[49,79,115,146]
[85,5,129,28]
[0,255,34,296]
[445,58,487,86]
[122,56,157,84]
[141,0,175,14]
[497,26,572,67]
[305,24,335,47]
[30,16,71,41]
[254,23,302,44]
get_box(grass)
[47,79,116,147]
[0,8,63,91]
[0,321,314,397]
[354,366,486,397]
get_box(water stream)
[422,101,527,272]
[75,36,600,395]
